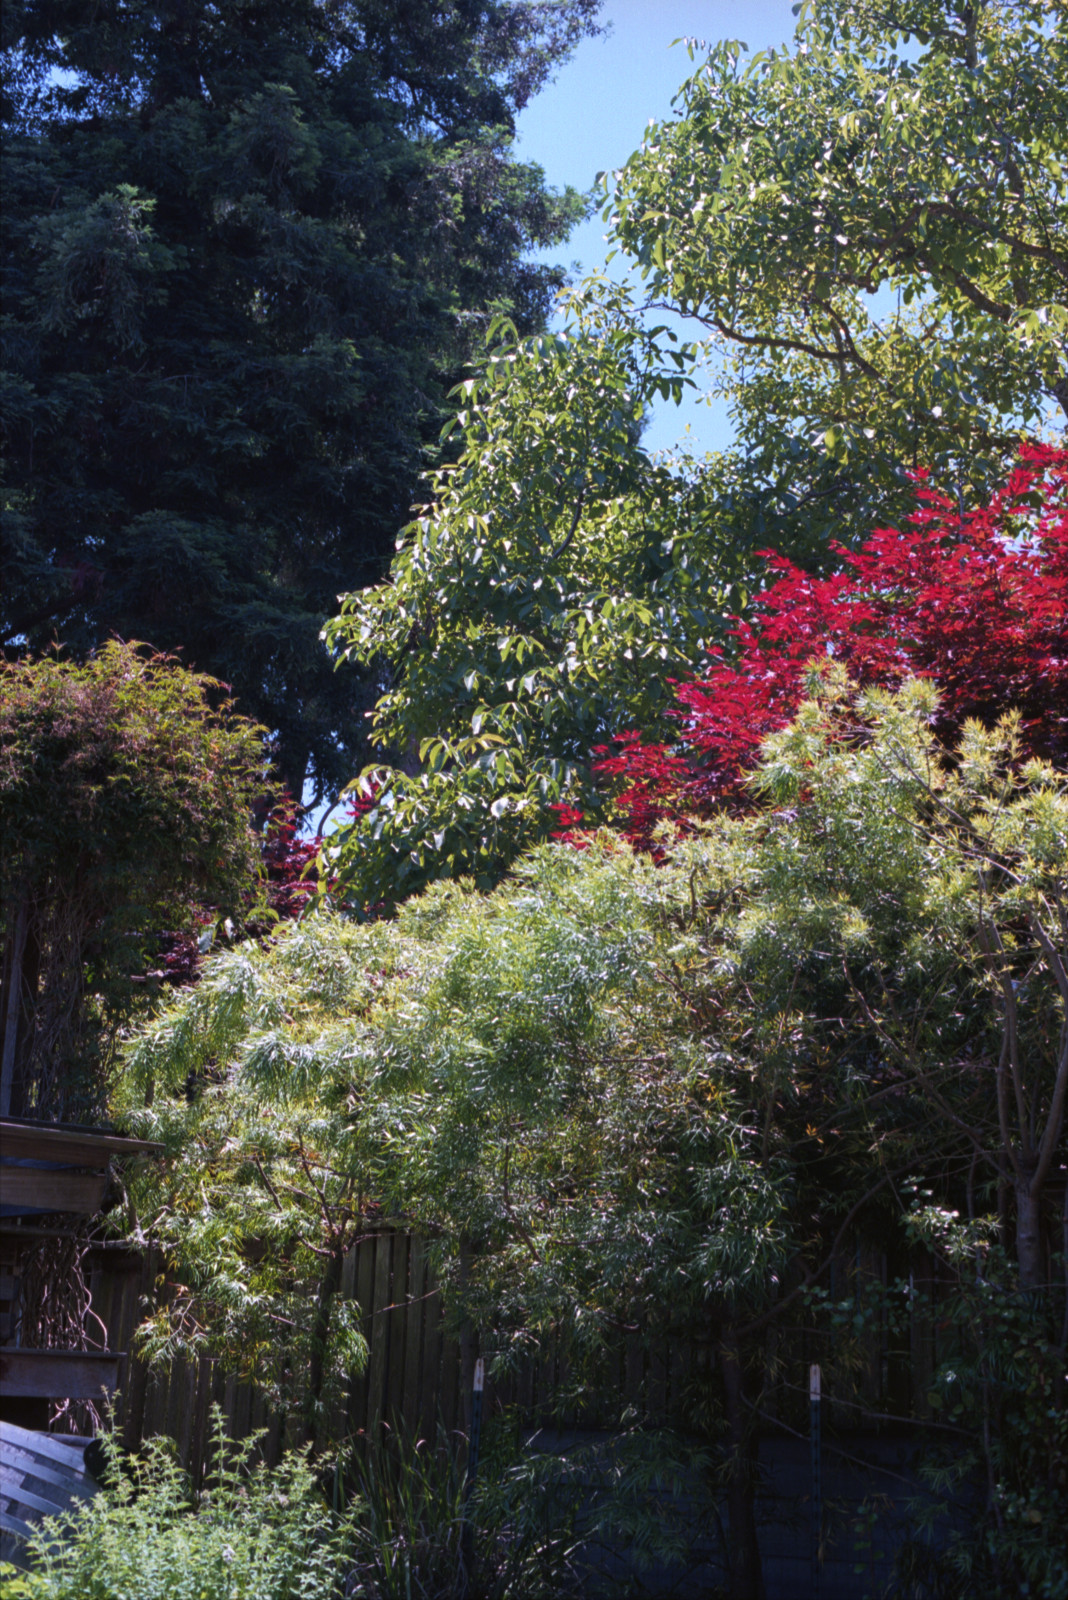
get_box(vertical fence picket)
[402,1237,426,1439]
[365,1232,393,1442]
[386,1233,410,1435]
[349,1232,376,1438]
[419,1272,444,1444]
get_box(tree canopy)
[611,0,1068,561]
[321,0,1066,904]
[322,290,731,902]
[1,0,601,800]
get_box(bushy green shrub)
[336,1421,712,1600]
[6,1417,356,1600]
[0,641,265,1118]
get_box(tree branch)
[734,1170,894,1340]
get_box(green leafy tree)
[322,289,744,903]
[0,641,265,1120]
[322,0,1067,902]
[120,677,1067,1598]
[0,0,600,800]
[609,0,1067,561]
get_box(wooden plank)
[0,1448,95,1500]
[233,1377,253,1446]
[222,1374,237,1438]
[365,1233,393,1441]
[329,1245,360,1440]
[348,1236,376,1436]
[0,1351,121,1400]
[2,1482,77,1519]
[189,1355,213,1488]
[0,1168,108,1215]
[438,1322,460,1439]
[401,1237,426,1437]
[0,1121,162,1166]
[163,1354,184,1448]
[419,1277,443,1444]
[386,1234,409,1433]
[340,1242,358,1302]
[0,1224,140,1256]
[0,1509,36,1541]
[0,1426,89,1470]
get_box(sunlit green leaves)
[322,289,748,903]
[610,0,1068,551]
[118,682,1066,1449]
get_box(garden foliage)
[323,0,1068,903]
[5,1417,359,1600]
[119,679,1068,1597]
[0,641,265,1118]
[590,440,1068,849]
[322,290,726,904]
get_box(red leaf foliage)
[261,794,320,922]
[156,794,321,985]
[588,444,1068,852]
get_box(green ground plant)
[3,1413,359,1600]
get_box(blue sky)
[514,1,802,455]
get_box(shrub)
[0,641,265,1118]
[7,1416,357,1600]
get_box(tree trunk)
[1016,1179,1044,1291]
[718,1328,764,1600]
[304,1246,344,1451]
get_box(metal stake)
[810,1362,822,1598]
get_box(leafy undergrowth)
[2,1415,716,1600]
[5,1417,356,1600]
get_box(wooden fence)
[3,1224,959,1481]
[90,1228,474,1473]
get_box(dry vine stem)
[17,1232,108,1432]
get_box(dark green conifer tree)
[1,1,599,799]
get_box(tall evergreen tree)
[0,0,599,799]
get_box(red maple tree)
[575,443,1067,852]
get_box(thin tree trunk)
[0,894,39,1118]
[304,1246,344,1451]
[0,897,28,1117]
[1016,1180,1044,1291]
[718,1327,764,1600]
